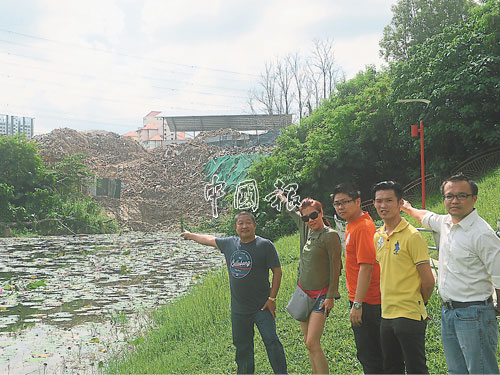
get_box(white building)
[0,114,34,138]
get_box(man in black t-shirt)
[181,211,287,374]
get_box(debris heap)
[34,128,148,165]
[34,128,274,231]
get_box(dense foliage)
[244,0,500,241]
[247,68,412,240]
[0,135,118,235]
[380,0,474,62]
[391,0,500,174]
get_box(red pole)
[420,120,426,209]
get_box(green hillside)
[404,167,500,252]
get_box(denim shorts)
[311,294,330,316]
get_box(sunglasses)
[301,211,320,222]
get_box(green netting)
[203,154,262,191]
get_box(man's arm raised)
[400,200,430,225]
[181,230,219,249]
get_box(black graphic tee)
[216,236,281,314]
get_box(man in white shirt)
[401,173,500,374]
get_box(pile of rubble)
[34,128,275,231]
[34,128,148,165]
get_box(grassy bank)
[107,168,500,374]
[403,167,500,254]
[106,234,448,374]
[407,167,500,226]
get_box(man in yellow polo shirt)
[372,181,435,374]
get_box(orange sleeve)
[354,221,377,265]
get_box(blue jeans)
[380,317,428,374]
[441,303,499,374]
[349,301,384,374]
[231,309,287,374]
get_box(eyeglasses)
[333,199,353,208]
[443,193,473,201]
[301,211,320,222]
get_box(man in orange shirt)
[332,183,383,373]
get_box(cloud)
[37,0,126,46]
[335,33,387,79]
[0,0,398,135]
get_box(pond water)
[0,232,224,374]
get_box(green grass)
[106,233,451,374]
[106,168,500,374]
[403,167,500,256]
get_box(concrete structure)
[155,113,292,140]
[122,131,139,142]
[0,114,34,138]
[126,112,291,149]
[145,135,164,149]
[137,123,161,144]
[133,110,187,148]
[143,110,183,141]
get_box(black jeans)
[349,301,384,374]
[380,317,428,374]
[231,309,287,374]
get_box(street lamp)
[396,98,431,208]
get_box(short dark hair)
[440,173,478,196]
[331,183,361,200]
[234,211,256,225]
[371,180,404,200]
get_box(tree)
[250,62,277,115]
[287,53,307,122]
[52,153,93,196]
[0,134,47,207]
[390,0,500,174]
[249,67,415,240]
[310,38,339,99]
[380,0,475,62]
[275,57,295,115]
[0,183,15,222]
[0,135,117,235]
[248,38,343,121]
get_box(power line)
[0,28,259,79]
[0,27,262,132]
[0,71,250,104]
[1,104,251,132]
[0,44,253,93]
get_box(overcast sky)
[0,0,397,136]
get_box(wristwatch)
[268,297,276,302]
[353,302,362,310]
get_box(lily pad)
[0,232,224,373]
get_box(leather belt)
[442,296,493,309]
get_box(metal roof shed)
[155,114,292,139]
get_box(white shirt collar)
[445,208,478,231]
